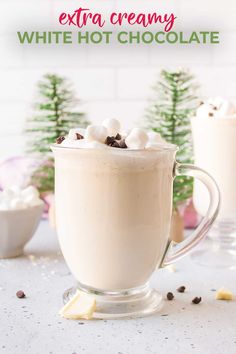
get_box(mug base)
[63,282,163,319]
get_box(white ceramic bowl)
[0,203,44,258]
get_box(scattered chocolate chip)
[209,112,214,117]
[16,290,25,299]
[115,133,122,140]
[192,296,202,304]
[167,292,174,300]
[76,133,84,140]
[199,101,204,106]
[56,136,65,144]
[119,139,127,149]
[177,286,186,293]
[105,136,116,146]
[212,106,217,110]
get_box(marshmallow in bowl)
[102,118,121,137]
[85,125,108,143]
[0,185,42,211]
[125,128,148,149]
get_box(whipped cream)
[196,97,236,119]
[0,185,42,211]
[57,118,168,150]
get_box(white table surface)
[0,220,236,354]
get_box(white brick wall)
[0,0,236,160]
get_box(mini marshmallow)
[10,198,27,210]
[21,186,39,200]
[216,100,236,117]
[208,96,224,109]
[125,128,148,149]
[0,185,42,211]
[85,125,108,143]
[2,187,18,199]
[196,103,214,118]
[0,201,10,211]
[102,118,121,137]
[147,131,165,144]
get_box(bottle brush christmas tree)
[25,73,89,194]
[145,69,199,239]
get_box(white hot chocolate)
[192,98,236,219]
[53,120,176,291]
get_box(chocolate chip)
[56,136,65,144]
[119,139,127,149]
[111,141,120,148]
[16,290,25,298]
[105,136,116,146]
[199,101,204,106]
[115,133,122,140]
[212,106,217,110]
[167,292,174,300]
[177,286,186,293]
[76,133,84,140]
[192,296,202,304]
[209,112,214,117]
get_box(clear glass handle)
[163,163,221,265]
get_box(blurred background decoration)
[25,73,89,194]
[145,69,199,240]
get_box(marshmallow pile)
[0,186,42,211]
[196,97,236,119]
[57,118,167,150]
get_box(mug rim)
[51,142,178,153]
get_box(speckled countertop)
[0,221,235,354]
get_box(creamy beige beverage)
[54,147,174,290]
[192,98,236,219]
[53,119,220,318]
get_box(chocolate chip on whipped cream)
[119,139,127,149]
[105,135,127,149]
[76,133,84,140]
[196,97,236,119]
[57,118,170,150]
[56,136,65,144]
[115,133,122,140]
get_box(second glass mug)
[52,143,220,319]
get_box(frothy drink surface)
[55,148,174,290]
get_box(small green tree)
[25,73,89,193]
[145,69,199,209]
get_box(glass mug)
[52,143,220,319]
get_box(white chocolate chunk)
[59,290,96,320]
[102,118,121,137]
[125,128,148,149]
[215,287,233,300]
[165,264,176,273]
[85,125,108,143]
